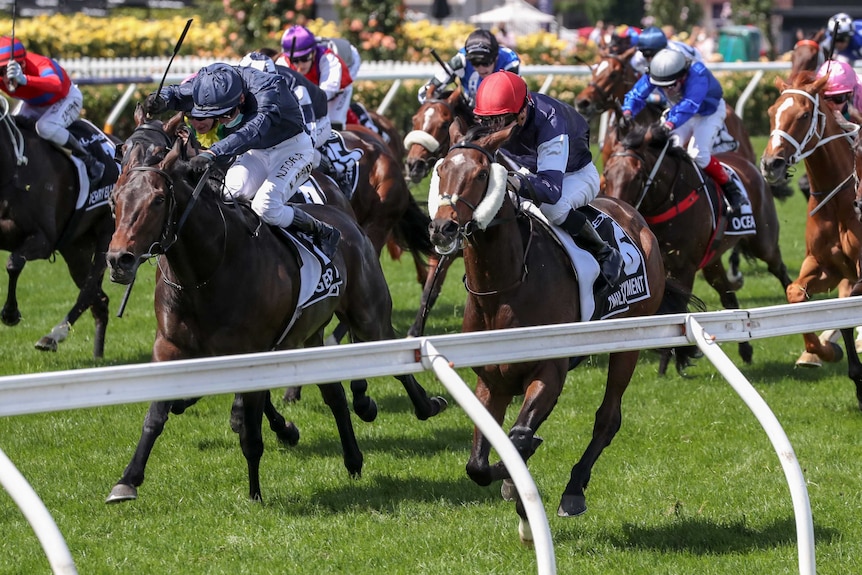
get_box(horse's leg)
[702,260,753,364]
[1,252,25,326]
[237,391,266,501]
[283,321,353,404]
[559,350,638,517]
[105,400,174,503]
[318,381,363,477]
[838,326,862,411]
[726,245,744,290]
[234,392,300,446]
[796,278,852,367]
[789,258,844,366]
[407,253,454,337]
[465,377,513,487]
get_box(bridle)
[0,97,27,166]
[770,88,859,214]
[586,54,637,112]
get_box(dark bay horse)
[402,88,476,336]
[104,133,446,503]
[0,100,115,357]
[761,72,862,408]
[428,121,693,532]
[604,125,792,369]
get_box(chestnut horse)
[104,131,446,504]
[604,125,792,370]
[428,121,694,534]
[0,99,115,357]
[761,72,862,408]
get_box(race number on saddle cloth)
[427,161,650,320]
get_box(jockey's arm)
[318,55,348,101]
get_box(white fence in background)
[5,298,862,574]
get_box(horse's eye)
[478,170,489,181]
[153,195,165,206]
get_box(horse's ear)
[134,103,146,127]
[448,87,463,106]
[775,76,788,92]
[160,143,182,171]
[812,73,830,94]
[164,112,186,137]
[481,121,518,152]
[450,116,466,143]
[622,46,638,61]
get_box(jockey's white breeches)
[539,162,601,224]
[17,84,83,146]
[670,98,727,169]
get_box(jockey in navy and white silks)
[821,13,862,64]
[619,49,746,214]
[473,71,622,295]
[142,62,340,256]
[419,28,521,107]
[631,25,703,75]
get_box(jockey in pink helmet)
[815,60,862,120]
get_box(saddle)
[66,120,121,200]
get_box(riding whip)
[149,17,193,117]
[7,0,17,93]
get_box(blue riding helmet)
[191,63,244,118]
[638,26,668,53]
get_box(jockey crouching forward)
[0,36,104,185]
[619,48,746,215]
[143,62,340,257]
[473,71,623,298]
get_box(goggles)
[469,56,494,67]
[825,93,850,105]
[289,53,313,63]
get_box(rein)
[0,98,28,166]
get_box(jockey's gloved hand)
[507,171,539,204]
[506,171,524,194]
[649,122,673,141]
[617,111,633,130]
[189,150,215,173]
[143,93,167,116]
[6,61,26,86]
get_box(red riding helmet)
[0,36,26,66]
[474,71,528,117]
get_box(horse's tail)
[655,278,707,376]
[391,192,435,257]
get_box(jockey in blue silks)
[821,13,862,64]
[619,48,746,215]
[419,28,521,107]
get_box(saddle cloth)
[519,198,652,321]
[66,120,120,210]
[718,163,756,237]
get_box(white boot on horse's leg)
[855,327,862,353]
[796,329,840,368]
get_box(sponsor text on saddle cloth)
[521,201,652,320]
[67,120,120,210]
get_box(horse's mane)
[461,123,496,143]
[619,124,691,162]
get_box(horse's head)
[789,39,824,81]
[761,72,831,185]
[603,124,664,208]
[427,118,517,255]
[404,88,473,184]
[106,137,191,284]
[575,47,637,119]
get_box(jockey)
[821,13,862,64]
[619,49,746,215]
[0,36,105,185]
[607,24,641,55]
[239,51,356,197]
[815,60,862,127]
[142,62,341,257]
[473,71,623,296]
[418,28,521,108]
[279,25,353,131]
[632,25,703,75]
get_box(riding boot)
[560,210,623,296]
[64,134,105,184]
[704,155,745,215]
[291,208,341,258]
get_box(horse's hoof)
[282,387,301,403]
[829,341,844,363]
[432,396,448,415]
[34,337,58,352]
[557,494,587,517]
[501,479,517,502]
[726,272,744,292]
[354,398,378,423]
[105,484,138,503]
[0,310,21,327]
[795,352,822,368]
[277,423,300,447]
[518,517,534,543]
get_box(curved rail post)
[0,447,77,574]
[686,315,815,575]
[735,69,765,120]
[420,340,556,575]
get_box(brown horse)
[789,33,825,81]
[761,72,862,408]
[428,120,694,529]
[104,129,446,504]
[402,88,477,336]
[604,125,792,369]
[0,100,115,357]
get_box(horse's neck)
[161,192,233,286]
[803,116,857,199]
[463,206,526,294]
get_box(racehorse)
[401,87,476,336]
[104,125,446,504]
[428,120,694,535]
[0,98,115,357]
[760,72,862,408]
[789,32,825,81]
[572,48,793,200]
[604,125,792,370]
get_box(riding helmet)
[239,51,277,75]
[827,12,853,40]
[473,71,528,117]
[465,29,499,63]
[0,36,26,66]
[638,26,668,53]
[191,63,245,118]
[647,49,689,86]
[281,25,317,58]
[816,60,857,96]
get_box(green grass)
[1,137,861,574]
